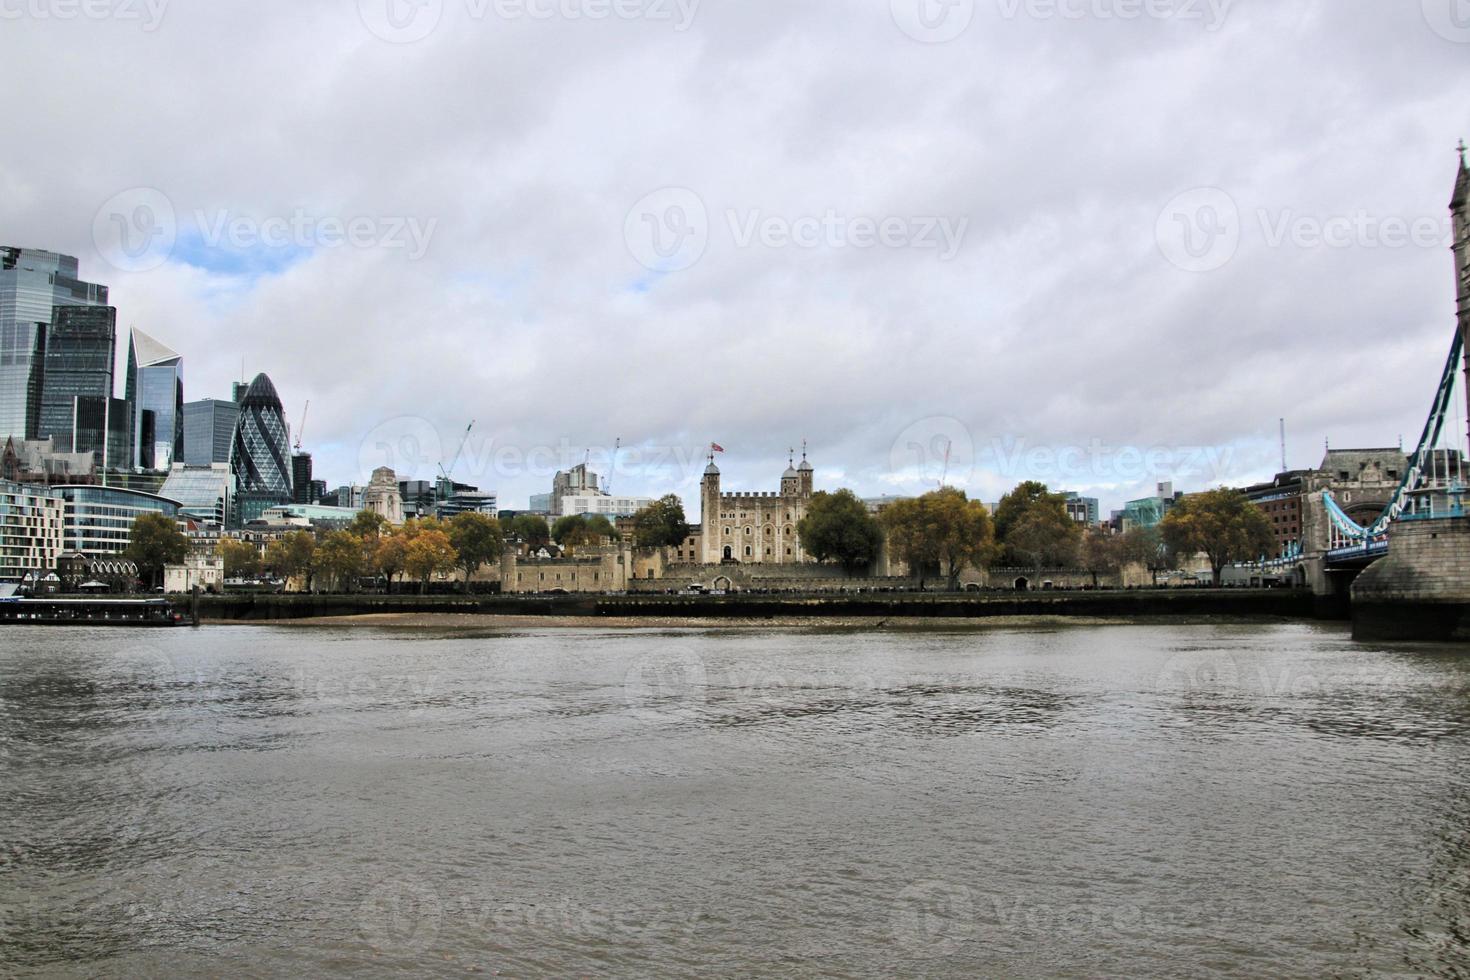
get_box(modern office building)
[1121,482,1183,531]
[257,503,359,529]
[323,484,365,510]
[182,398,240,466]
[159,463,234,526]
[1061,492,1101,527]
[125,328,184,470]
[557,492,653,518]
[0,248,111,443]
[291,452,313,504]
[0,478,65,582]
[230,373,294,525]
[37,305,119,451]
[71,396,131,473]
[437,489,498,518]
[54,484,181,557]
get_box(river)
[2,622,1468,977]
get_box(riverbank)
[184,588,1321,625]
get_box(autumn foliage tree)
[880,487,994,590]
[796,489,883,575]
[1160,488,1274,587]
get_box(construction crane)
[293,400,309,452]
[439,420,475,485]
[605,437,621,494]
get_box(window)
[744,546,751,556]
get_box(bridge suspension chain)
[1323,330,1465,541]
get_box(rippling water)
[3,622,1469,977]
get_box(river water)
[2,622,1468,978]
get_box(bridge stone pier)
[1350,515,1470,641]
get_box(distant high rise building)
[230,373,294,525]
[291,452,313,504]
[182,398,240,466]
[0,248,110,442]
[37,305,119,451]
[72,396,131,473]
[124,328,183,470]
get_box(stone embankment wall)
[1351,516,1470,641]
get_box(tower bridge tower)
[1452,140,1469,447]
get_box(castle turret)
[701,452,721,563]
[797,444,813,497]
[780,448,800,497]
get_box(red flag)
[710,443,725,453]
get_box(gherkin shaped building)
[230,373,293,525]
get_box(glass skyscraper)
[0,248,110,442]
[38,305,118,451]
[72,396,131,473]
[124,327,183,471]
[182,398,240,466]
[230,373,293,524]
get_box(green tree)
[264,531,317,590]
[218,537,261,579]
[1079,528,1122,588]
[1160,488,1275,587]
[448,512,505,590]
[552,513,618,553]
[314,530,364,592]
[348,509,390,540]
[631,494,689,548]
[995,482,1080,571]
[404,527,458,594]
[880,487,994,590]
[125,513,188,588]
[796,489,883,575]
[509,514,551,549]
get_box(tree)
[552,514,618,553]
[218,537,261,580]
[995,482,1080,571]
[348,509,390,541]
[374,531,408,591]
[448,512,504,590]
[880,487,994,590]
[404,527,458,594]
[1079,529,1123,588]
[264,531,316,590]
[796,489,883,575]
[1118,526,1170,585]
[1160,489,1275,587]
[126,513,188,588]
[631,494,689,548]
[509,514,551,549]
[314,530,364,592]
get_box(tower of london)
[696,447,816,565]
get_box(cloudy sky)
[4,0,1468,514]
